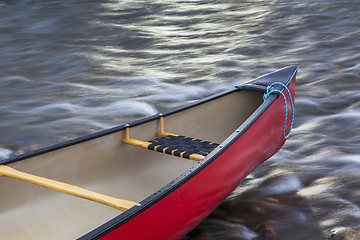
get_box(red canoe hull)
[98,73,296,240]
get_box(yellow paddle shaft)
[0,165,137,212]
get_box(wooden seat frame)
[122,117,219,161]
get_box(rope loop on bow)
[263,82,294,139]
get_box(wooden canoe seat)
[122,117,219,161]
[147,134,218,161]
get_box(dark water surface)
[1,0,360,239]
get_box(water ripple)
[1,0,360,239]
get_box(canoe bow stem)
[0,165,137,212]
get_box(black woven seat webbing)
[147,135,219,159]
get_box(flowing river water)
[1,0,360,239]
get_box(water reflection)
[1,0,360,239]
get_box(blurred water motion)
[1,0,360,239]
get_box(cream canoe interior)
[0,89,263,239]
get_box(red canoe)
[0,66,297,239]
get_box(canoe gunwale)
[1,66,297,167]
[79,66,298,239]
[0,66,297,240]
[0,90,237,166]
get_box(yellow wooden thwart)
[0,165,137,212]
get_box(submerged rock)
[330,227,360,240]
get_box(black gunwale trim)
[1,65,297,166]
[79,66,298,239]
[0,89,236,166]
